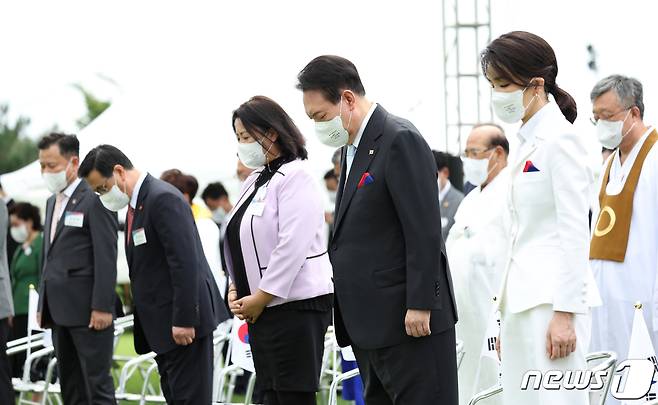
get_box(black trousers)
[9,314,28,378]
[352,326,458,405]
[52,324,116,405]
[262,389,316,405]
[0,318,14,405]
[155,332,213,405]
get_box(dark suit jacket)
[331,105,458,350]
[125,175,228,355]
[39,180,119,327]
[5,198,18,264]
[440,185,464,241]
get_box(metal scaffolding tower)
[442,0,493,154]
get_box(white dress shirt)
[55,178,82,219]
[345,103,378,179]
[130,172,148,209]
[438,180,452,203]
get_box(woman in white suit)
[481,31,601,404]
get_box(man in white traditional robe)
[589,75,658,405]
[446,123,510,405]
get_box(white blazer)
[498,100,601,315]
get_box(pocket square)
[523,160,540,173]
[358,172,374,189]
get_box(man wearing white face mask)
[298,55,458,404]
[446,123,509,405]
[79,144,228,404]
[37,133,119,404]
[589,75,658,392]
[202,182,233,226]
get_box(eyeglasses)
[461,147,493,159]
[94,178,113,196]
[590,107,631,126]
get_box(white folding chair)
[456,339,465,369]
[12,345,61,405]
[114,352,158,402]
[586,351,618,405]
[328,368,360,405]
[468,384,503,405]
[468,350,619,405]
[327,338,466,405]
[213,323,256,405]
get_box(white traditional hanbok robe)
[446,167,510,405]
[590,126,658,405]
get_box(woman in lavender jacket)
[225,96,334,405]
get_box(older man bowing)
[446,123,509,404]
[589,75,658,405]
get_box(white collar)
[439,180,452,202]
[62,178,82,198]
[130,171,148,209]
[614,127,653,166]
[350,103,378,149]
[517,96,557,144]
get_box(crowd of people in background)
[0,29,656,405]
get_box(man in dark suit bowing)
[298,56,459,404]
[79,144,229,405]
[37,133,118,404]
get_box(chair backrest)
[467,350,619,405]
[586,351,618,405]
[456,339,465,369]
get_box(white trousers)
[500,304,591,405]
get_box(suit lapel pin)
[139,205,144,211]
[369,149,374,155]
[443,201,450,208]
[71,198,77,205]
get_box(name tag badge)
[132,228,147,246]
[64,211,84,228]
[248,187,267,217]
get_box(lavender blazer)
[223,159,334,307]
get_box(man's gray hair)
[591,75,644,119]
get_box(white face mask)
[314,97,353,148]
[327,190,337,204]
[596,110,634,150]
[99,175,130,212]
[212,207,227,224]
[463,152,496,187]
[491,87,537,124]
[42,161,71,194]
[237,138,274,169]
[10,224,29,243]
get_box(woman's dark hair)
[9,202,43,231]
[160,169,199,200]
[481,31,577,123]
[232,96,308,160]
[296,55,366,103]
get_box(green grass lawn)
[113,333,352,405]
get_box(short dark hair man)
[298,55,458,404]
[37,133,118,404]
[201,182,232,225]
[432,150,465,240]
[79,144,229,404]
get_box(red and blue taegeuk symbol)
[238,323,250,344]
